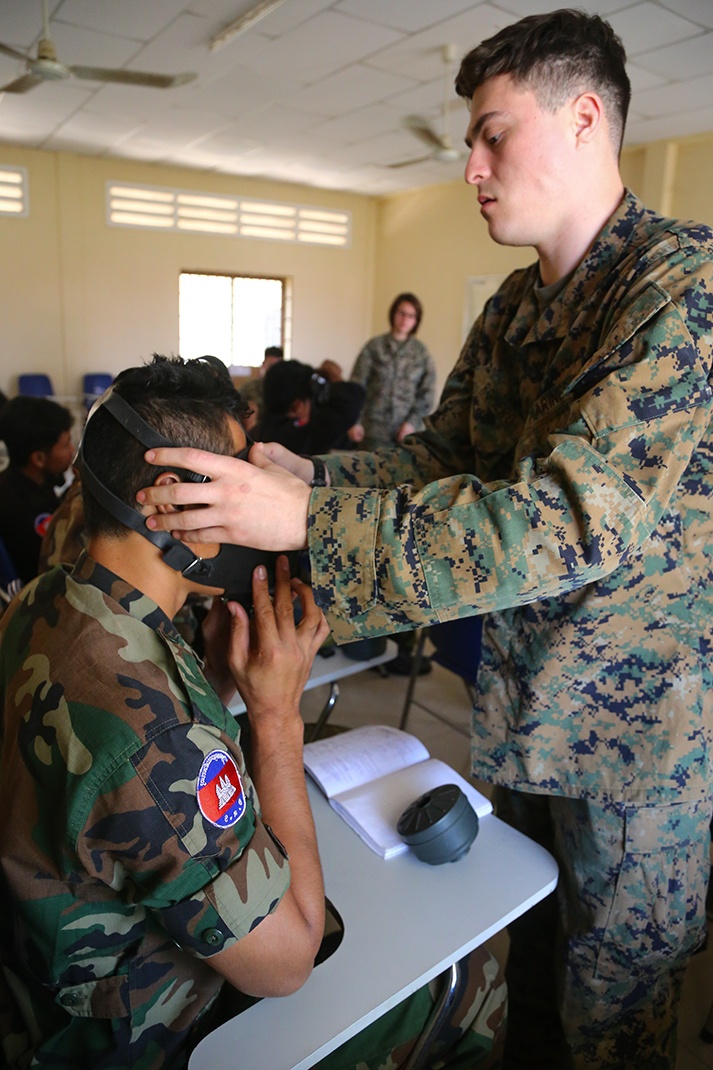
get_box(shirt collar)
[506,189,655,347]
[70,549,175,636]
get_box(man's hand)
[256,441,317,483]
[136,445,311,548]
[207,557,328,998]
[396,420,416,443]
[226,556,329,725]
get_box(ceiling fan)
[389,45,463,169]
[0,0,196,95]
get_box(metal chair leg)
[399,629,427,731]
[402,962,461,1070]
[304,682,340,743]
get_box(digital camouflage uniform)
[308,191,713,1068]
[0,551,291,1070]
[350,332,436,449]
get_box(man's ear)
[153,471,181,514]
[29,448,47,471]
[572,92,604,145]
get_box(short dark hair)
[0,396,73,467]
[455,9,630,153]
[81,354,249,538]
[388,293,423,335]
[262,360,313,416]
[264,346,284,360]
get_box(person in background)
[241,345,284,429]
[349,293,436,450]
[253,359,365,455]
[137,10,713,1068]
[0,395,74,583]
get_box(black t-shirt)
[0,465,61,583]
[253,380,365,454]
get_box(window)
[108,182,351,247]
[0,166,28,217]
[179,272,290,369]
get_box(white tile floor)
[300,647,713,1070]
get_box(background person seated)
[0,395,74,583]
[240,344,284,429]
[253,358,365,454]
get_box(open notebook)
[303,724,492,859]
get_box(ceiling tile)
[0,0,712,196]
[634,31,713,79]
[291,65,417,118]
[607,2,701,57]
[55,0,189,42]
[334,0,476,34]
[657,0,713,30]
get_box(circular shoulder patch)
[197,749,247,829]
[34,512,53,538]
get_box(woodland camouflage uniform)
[0,551,506,1069]
[0,552,290,1069]
[309,191,713,1068]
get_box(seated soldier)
[0,356,505,1070]
[253,358,365,454]
[0,395,74,583]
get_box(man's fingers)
[144,446,232,476]
[225,600,251,671]
[249,564,279,638]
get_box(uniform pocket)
[594,799,709,980]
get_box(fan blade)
[403,115,447,152]
[70,66,196,88]
[1,72,43,93]
[387,154,433,169]
[0,41,29,62]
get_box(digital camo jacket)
[350,332,436,448]
[311,191,713,807]
[0,552,290,1069]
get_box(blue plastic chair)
[18,373,54,397]
[83,373,113,410]
[400,616,483,732]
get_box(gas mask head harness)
[78,386,289,607]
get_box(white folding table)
[189,778,558,1070]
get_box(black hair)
[388,293,423,335]
[0,396,73,467]
[264,345,284,360]
[262,360,314,416]
[82,354,249,538]
[455,9,630,153]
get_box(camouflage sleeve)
[349,340,372,388]
[38,478,87,573]
[309,266,713,644]
[76,720,291,959]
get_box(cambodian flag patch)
[197,750,246,829]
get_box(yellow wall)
[373,180,531,398]
[2,130,713,404]
[0,146,377,399]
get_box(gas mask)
[78,388,292,607]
